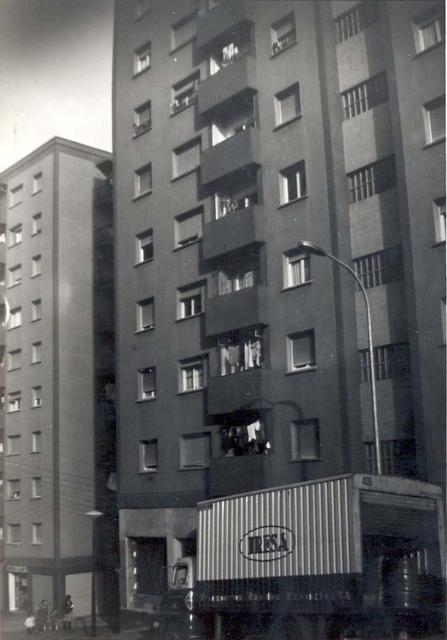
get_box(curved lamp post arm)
[296,241,382,475]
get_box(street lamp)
[85,510,103,637]
[296,240,382,475]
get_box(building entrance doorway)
[8,571,29,611]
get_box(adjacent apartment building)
[0,138,118,616]
[113,0,445,612]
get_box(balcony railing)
[171,92,197,115]
[272,31,296,56]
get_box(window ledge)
[290,457,322,463]
[173,238,201,252]
[134,257,154,268]
[423,137,445,150]
[175,313,202,323]
[277,195,308,210]
[9,202,22,210]
[170,102,194,118]
[132,189,153,202]
[132,126,152,139]
[6,542,21,546]
[31,230,42,237]
[135,327,155,334]
[178,465,209,471]
[281,280,313,293]
[132,67,151,80]
[6,498,21,502]
[31,451,41,454]
[134,8,152,23]
[7,283,22,290]
[5,453,20,456]
[31,189,42,196]
[31,273,42,279]
[7,368,21,373]
[7,410,21,415]
[413,41,443,59]
[8,242,22,249]
[171,166,199,183]
[138,469,158,475]
[31,360,42,365]
[285,365,317,376]
[136,397,157,404]
[31,543,43,546]
[273,114,302,132]
[270,40,297,59]
[31,318,41,323]
[169,36,196,57]
[177,388,205,396]
[31,496,42,500]
[7,326,22,331]
[432,240,446,248]
[31,405,42,410]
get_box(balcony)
[205,285,267,336]
[203,204,263,260]
[196,2,251,53]
[201,127,261,187]
[207,367,271,415]
[197,55,257,116]
[209,453,265,497]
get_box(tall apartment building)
[113,0,445,612]
[0,138,118,616]
[0,184,7,609]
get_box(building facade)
[0,138,118,616]
[113,0,445,612]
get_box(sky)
[0,0,114,173]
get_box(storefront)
[7,565,29,612]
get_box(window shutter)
[292,333,313,367]
[178,212,201,243]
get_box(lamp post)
[296,240,382,475]
[85,510,103,637]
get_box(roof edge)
[0,137,112,180]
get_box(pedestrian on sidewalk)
[24,612,36,634]
[36,600,49,633]
[62,594,74,631]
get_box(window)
[172,138,201,179]
[137,298,155,331]
[32,172,42,193]
[134,163,152,197]
[8,264,22,287]
[32,386,42,408]
[342,72,388,120]
[283,250,310,288]
[335,1,380,43]
[9,184,23,207]
[139,439,158,472]
[31,299,42,321]
[7,479,21,500]
[0,264,4,286]
[441,298,446,344]
[9,224,22,246]
[31,477,42,498]
[32,213,42,235]
[134,42,151,75]
[32,431,42,453]
[271,13,296,55]
[360,343,411,382]
[133,101,151,137]
[365,439,416,476]
[423,96,445,144]
[433,196,446,243]
[31,255,42,277]
[0,223,6,243]
[274,83,301,127]
[32,342,42,363]
[175,208,202,247]
[348,156,396,203]
[354,245,403,289]
[177,283,204,319]
[219,328,263,375]
[32,523,42,545]
[179,358,206,392]
[7,392,21,413]
[8,349,21,371]
[171,73,199,114]
[287,331,316,371]
[138,367,156,400]
[180,433,211,468]
[136,229,154,263]
[171,12,197,50]
[279,161,306,205]
[7,434,20,454]
[134,0,151,20]
[413,7,444,53]
[9,307,22,329]
[291,419,320,460]
[7,524,21,545]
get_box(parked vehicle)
[154,474,445,639]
